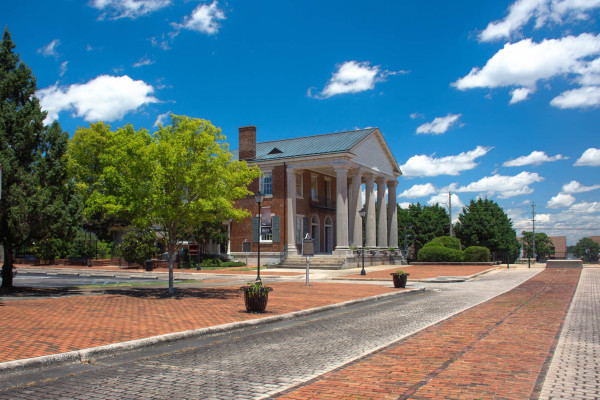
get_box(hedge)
[430,236,462,250]
[417,243,464,262]
[463,246,490,262]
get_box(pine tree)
[0,28,81,291]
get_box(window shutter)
[252,217,259,242]
[272,216,280,243]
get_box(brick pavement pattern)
[344,264,497,280]
[0,282,399,363]
[539,268,600,400]
[275,268,580,400]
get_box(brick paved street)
[539,268,600,400]
[0,268,541,399]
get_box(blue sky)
[3,0,600,244]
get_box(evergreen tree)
[454,198,520,262]
[397,203,450,258]
[0,29,81,291]
[573,237,600,263]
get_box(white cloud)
[574,148,600,166]
[59,61,68,77]
[569,201,600,213]
[133,56,154,68]
[154,111,171,127]
[37,39,60,57]
[38,75,158,123]
[551,86,600,108]
[509,87,534,103]
[547,192,576,208]
[398,183,437,198]
[174,1,225,35]
[311,61,398,99]
[416,113,462,135]
[410,112,424,119]
[91,0,171,19]
[453,171,544,198]
[480,0,600,42]
[453,34,600,106]
[398,202,412,209]
[428,192,465,210]
[503,150,566,167]
[400,146,492,177]
[562,180,600,193]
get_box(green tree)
[520,231,555,261]
[397,203,450,257]
[454,198,520,262]
[0,29,81,291]
[119,226,158,266]
[573,237,600,263]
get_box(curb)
[0,286,423,377]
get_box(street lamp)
[255,191,265,281]
[359,207,366,276]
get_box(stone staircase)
[277,254,356,270]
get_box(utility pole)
[448,191,453,237]
[531,202,536,265]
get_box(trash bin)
[144,260,153,271]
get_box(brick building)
[228,126,402,266]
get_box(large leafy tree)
[0,29,81,291]
[573,237,600,263]
[520,231,555,261]
[397,203,450,258]
[454,198,520,262]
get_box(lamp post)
[255,191,264,281]
[359,207,366,276]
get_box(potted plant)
[240,281,273,312]
[390,270,409,288]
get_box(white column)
[227,220,232,255]
[350,170,363,247]
[376,177,388,248]
[286,167,297,252]
[387,180,399,249]
[334,165,349,252]
[364,173,376,248]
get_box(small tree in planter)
[390,269,409,288]
[240,281,273,312]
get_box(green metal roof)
[231,128,377,161]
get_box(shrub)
[417,243,463,262]
[119,226,158,265]
[463,246,490,262]
[430,236,462,250]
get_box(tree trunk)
[1,244,14,291]
[168,242,174,295]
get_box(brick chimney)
[239,125,256,160]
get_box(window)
[296,172,303,198]
[296,216,303,244]
[260,171,272,196]
[261,207,272,241]
[311,175,318,200]
[325,179,332,200]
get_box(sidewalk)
[274,268,582,399]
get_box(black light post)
[255,191,265,281]
[359,207,366,276]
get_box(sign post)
[242,239,251,269]
[302,234,314,286]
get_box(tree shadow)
[0,286,86,298]
[102,287,241,300]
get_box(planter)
[240,283,273,313]
[391,273,408,288]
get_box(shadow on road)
[102,287,240,300]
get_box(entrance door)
[324,216,333,254]
[311,215,320,254]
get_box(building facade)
[228,126,402,266]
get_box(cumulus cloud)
[569,201,600,213]
[453,171,544,198]
[37,39,60,57]
[509,87,534,103]
[398,202,412,209]
[416,113,462,135]
[574,148,600,166]
[551,86,600,108]
[480,0,600,42]
[310,61,402,99]
[562,180,600,193]
[38,75,158,123]
[455,34,600,90]
[503,150,566,167]
[400,146,492,178]
[173,1,225,34]
[91,0,171,19]
[428,192,465,210]
[547,192,576,208]
[398,183,437,198]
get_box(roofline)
[241,128,377,147]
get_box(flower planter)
[391,273,408,288]
[240,282,273,313]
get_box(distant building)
[517,235,567,260]
[590,236,600,247]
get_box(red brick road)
[275,268,580,400]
